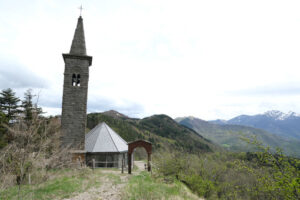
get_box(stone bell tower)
[61,16,92,150]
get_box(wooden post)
[92,159,95,170]
[128,153,132,174]
[147,153,151,172]
[121,154,124,173]
[28,173,31,185]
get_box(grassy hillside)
[176,116,300,157]
[87,112,217,154]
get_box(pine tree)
[21,89,43,122]
[0,88,21,121]
[0,111,8,148]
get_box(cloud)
[1,0,300,120]
[227,83,300,97]
[31,90,145,118]
[38,90,62,108]
[87,96,145,118]
[0,58,47,90]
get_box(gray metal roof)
[85,122,128,153]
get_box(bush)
[154,149,300,199]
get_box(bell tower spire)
[61,15,93,150]
[70,16,86,55]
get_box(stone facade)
[61,17,92,150]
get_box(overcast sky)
[1,0,300,120]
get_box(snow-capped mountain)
[264,110,300,120]
[210,110,300,140]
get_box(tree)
[0,116,71,198]
[241,136,300,199]
[0,88,21,121]
[22,89,34,122]
[0,111,8,148]
[21,89,43,123]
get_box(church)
[60,15,128,168]
[60,15,152,172]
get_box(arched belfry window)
[72,74,81,87]
[77,74,81,86]
[72,74,76,86]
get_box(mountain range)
[86,110,300,158]
[210,110,300,140]
[175,116,300,157]
[86,111,218,155]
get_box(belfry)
[61,16,92,150]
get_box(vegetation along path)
[63,161,201,200]
[0,161,202,199]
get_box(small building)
[85,122,128,168]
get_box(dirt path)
[64,162,146,200]
[64,170,128,200]
[63,162,204,200]
[133,160,146,172]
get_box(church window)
[72,74,81,87]
[77,74,81,86]
[72,74,76,86]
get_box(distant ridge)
[176,115,300,157]
[210,110,300,140]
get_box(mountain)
[210,110,300,140]
[176,116,300,157]
[102,110,129,119]
[87,111,218,154]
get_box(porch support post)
[147,153,151,172]
[122,153,124,174]
[128,152,132,174]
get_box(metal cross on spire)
[79,5,83,16]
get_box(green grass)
[105,173,122,185]
[122,171,198,200]
[0,168,103,200]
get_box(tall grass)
[0,168,102,200]
[122,171,199,200]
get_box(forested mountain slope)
[176,116,300,157]
[87,111,218,154]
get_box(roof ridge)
[90,122,104,152]
[86,122,102,140]
[103,122,119,152]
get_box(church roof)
[70,16,87,55]
[85,122,128,153]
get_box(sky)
[0,0,300,120]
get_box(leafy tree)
[0,117,71,198]
[0,88,21,121]
[242,137,300,199]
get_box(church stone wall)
[61,57,90,150]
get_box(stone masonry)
[61,16,92,150]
